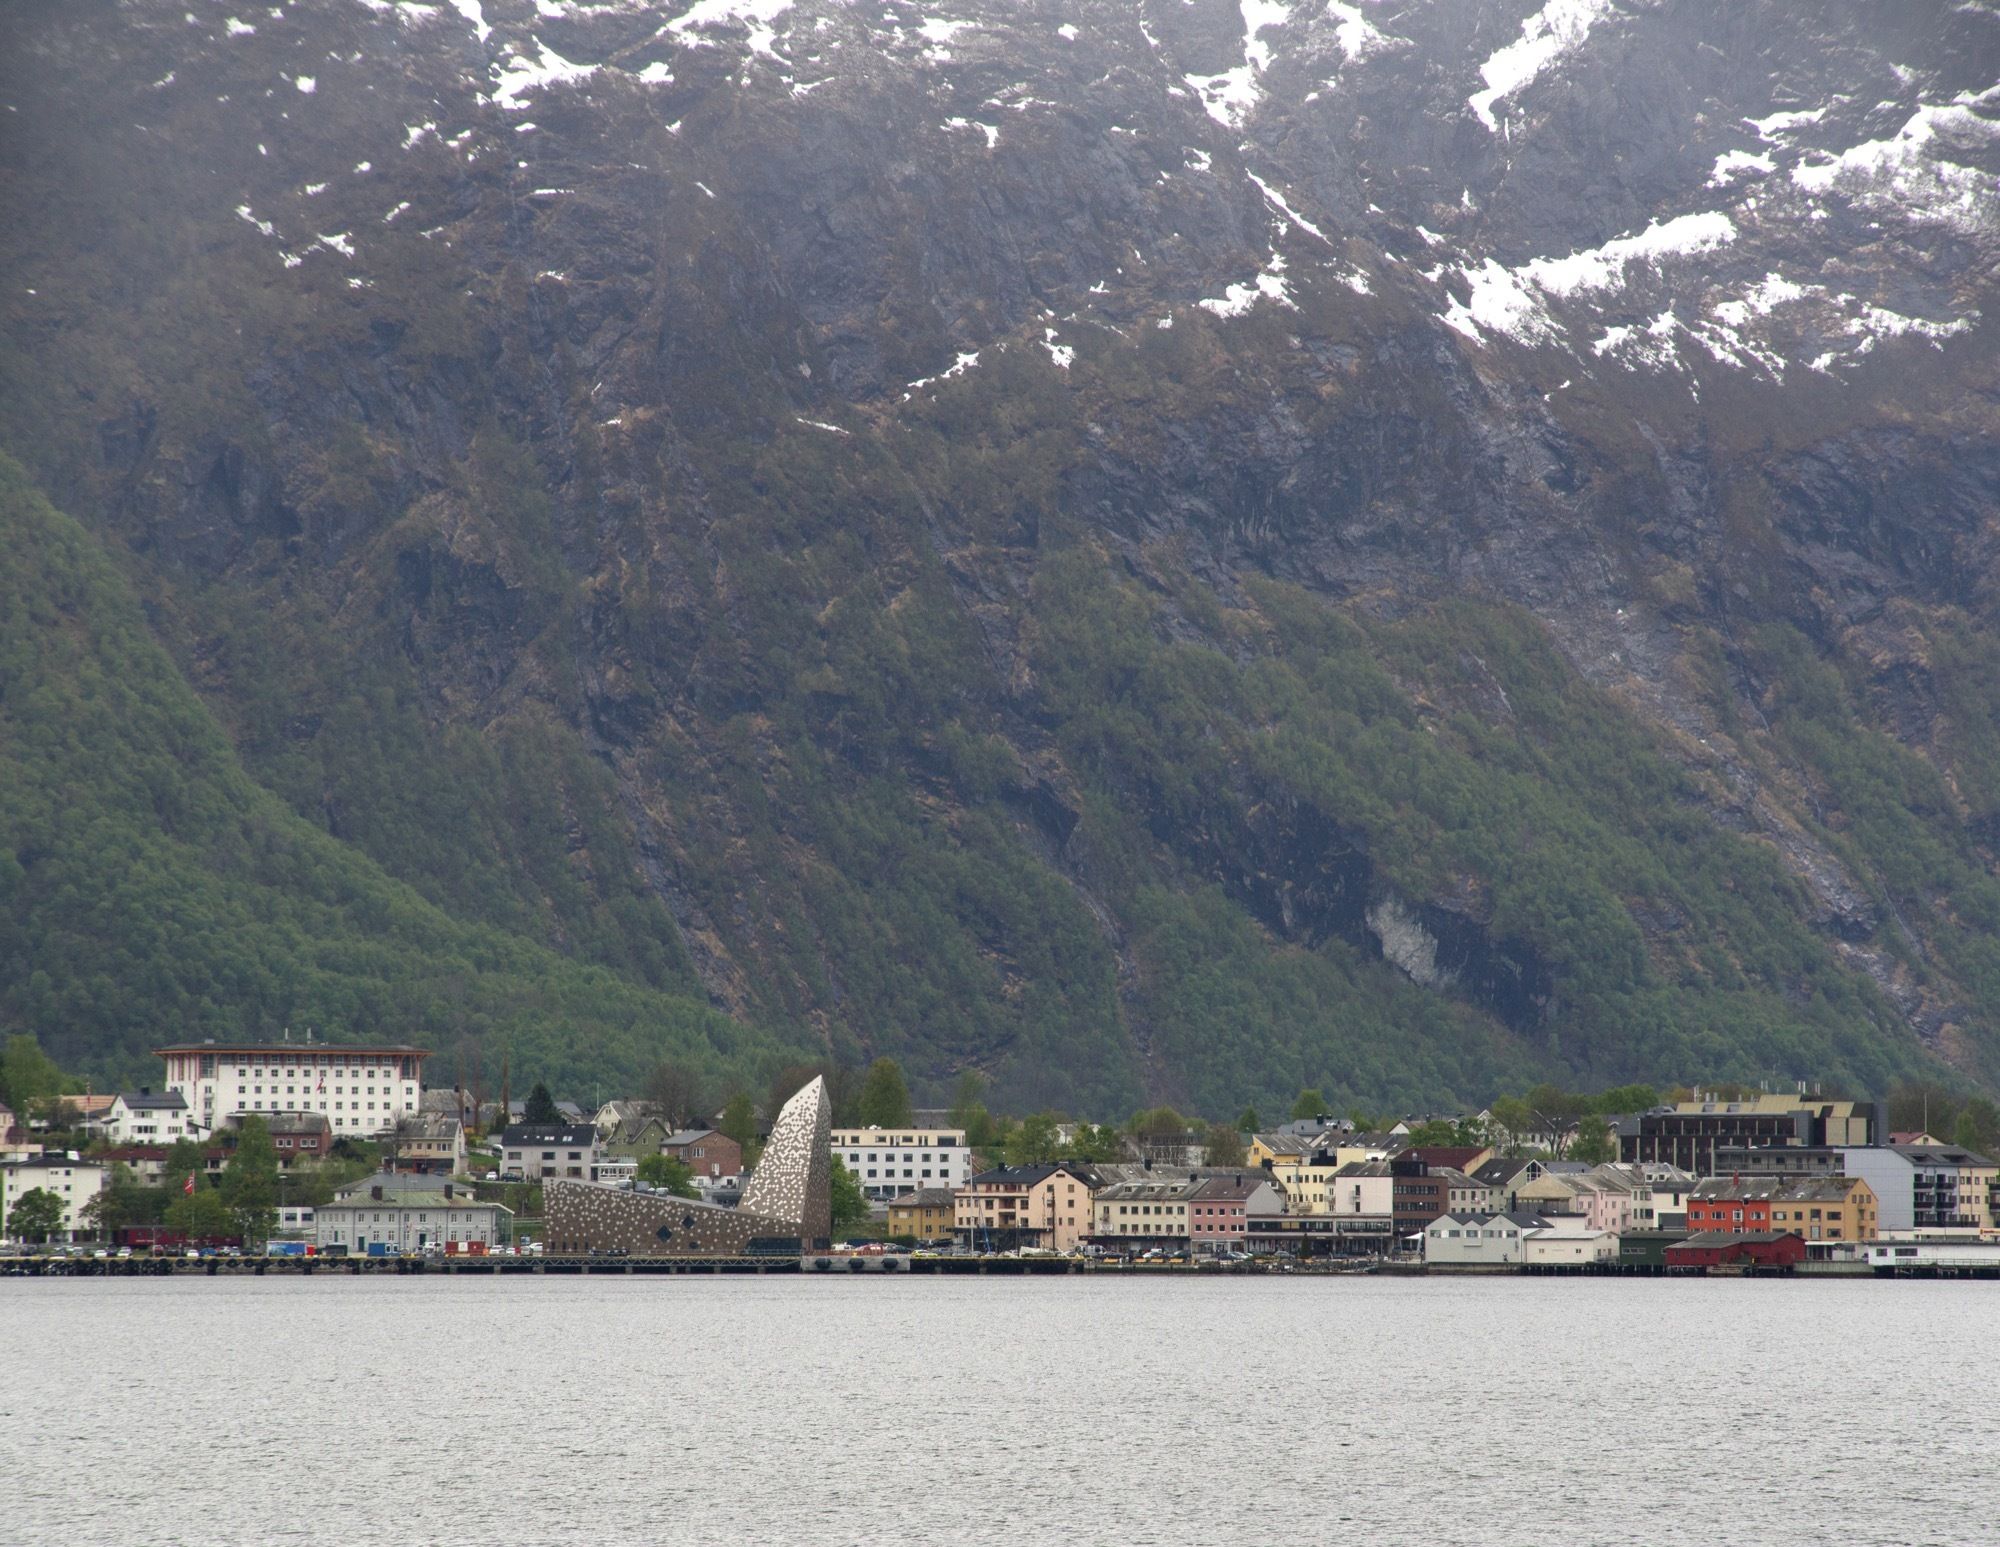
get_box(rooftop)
[116,1091,188,1112]
[499,1124,598,1147]
[260,1111,331,1135]
[153,1041,431,1057]
[1890,1144,1996,1168]
[1095,1178,1205,1203]
[890,1188,957,1210]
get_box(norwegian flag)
[183,1172,196,1196]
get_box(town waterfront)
[2,1276,1991,1546]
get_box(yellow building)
[887,1188,956,1243]
[1765,1176,1877,1242]
[1278,1152,1345,1214]
[1247,1133,1315,1194]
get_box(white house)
[1424,1211,1548,1265]
[1,1156,108,1242]
[1326,1160,1397,1218]
[1424,1211,1613,1267]
[498,1124,599,1181]
[1519,1227,1617,1266]
[314,1176,508,1253]
[97,1091,193,1147]
[831,1125,971,1201]
[155,1039,430,1137]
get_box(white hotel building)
[155,1040,430,1138]
[831,1125,971,1201]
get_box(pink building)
[1190,1173,1282,1254]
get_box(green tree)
[5,1187,64,1243]
[948,1072,998,1149]
[718,1090,760,1162]
[948,1070,987,1130]
[1070,1122,1127,1163]
[1291,1088,1329,1121]
[1204,1122,1247,1169]
[0,1034,65,1114]
[522,1082,561,1125]
[829,1156,869,1232]
[1953,1097,2000,1154]
[1236,1106,1262,1135]
[1569,1114,1616,1164]
[164,1187,235,1241]
[1404,1119,1467,1147]
[1488,1096,1537,1156]
[635,1152,697,1197]
[1004,1112,1064,1166]
[1524,1084,1586,1156]
[221,1116,280,1245]
[1590,1084,1659,1117]
[81,1161,157,1237]
[161,1136,206,1195]
[856,1057,913,1127]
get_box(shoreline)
[5,1254,1983,1281]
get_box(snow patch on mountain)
[1522,212,1737,296]
[448,0,490,44]
[1323,2,1392,63]
[1246,170,1330,245]
[1199,254,1296,317]
[1468,0,1614,132]
[490,40,597,109]
[1791,100,2000,234]
[1442,258,1555,346]
[1708,149,1776,187]
[668,0,793,60]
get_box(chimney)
[371,1185,383,1201]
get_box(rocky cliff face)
[4,0,1998,1108]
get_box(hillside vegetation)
[0,456,791,1093]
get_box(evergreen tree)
[523,1082,561,1125]
[856,1057,913,1127]
[1236,1106,1262,1135]
[221,1116,281,1244]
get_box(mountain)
[3,0,1998,1113]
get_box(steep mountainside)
[3,0,1999,1111]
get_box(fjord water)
[0,1276,1989,1546]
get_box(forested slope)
[0,456,787,1092]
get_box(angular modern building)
[544,1076,832,1255]
[1616,1093,1880,1175]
